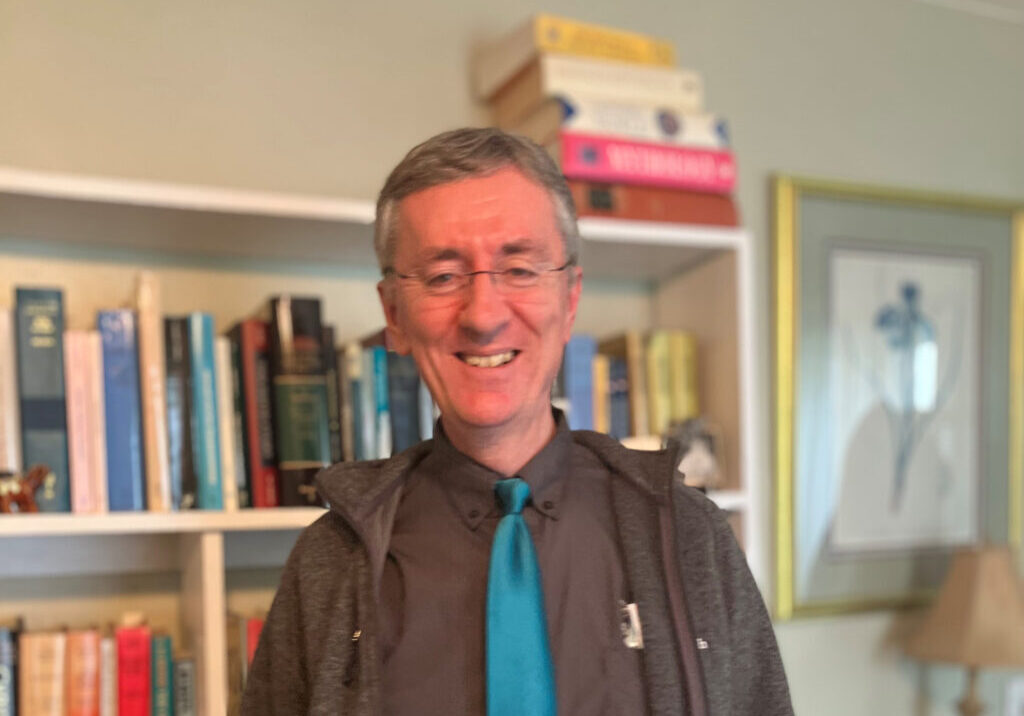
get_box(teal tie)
[486,478,556,716]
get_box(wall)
[3,0,1024,712]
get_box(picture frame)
[773,176,1024,619]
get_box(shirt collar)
[425,408,571,531]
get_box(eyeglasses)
[383,260,574,297]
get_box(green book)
[151,633,174,716]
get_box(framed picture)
[773,177,1024,618]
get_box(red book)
[245,617,264,666]
[568,180,740,227]
[116,625,151,716]
[229,319,280,508]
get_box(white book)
[0,308,21,474]
[136,271,172,512]
[359,347,376,461]
[86,331,109,513]
[216,337,239,512]
[418,379,434,440]
[64,331,94,513]
[99,635,117,716]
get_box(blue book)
[15,287,71,512]
[387,352,421,453]
[188,313,223,510]
[609,357,631,440]
[358,349,376,461]
[371,346,391,458]
[0,624,16,716]
[564,335,596,430]
[99,309,146,511]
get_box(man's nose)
[457,272,511,343]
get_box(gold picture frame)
[773,176,1024,619]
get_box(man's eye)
[425,273,457,288]
[506,267,539,279]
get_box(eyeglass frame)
[381,258,576,296]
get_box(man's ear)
[377,280,411,355]
[562,266,583,342]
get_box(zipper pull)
[342,629,361,686]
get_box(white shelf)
[0,507,326,537]
[0,165,742,283]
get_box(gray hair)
[374,127,581,272]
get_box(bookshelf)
[0,165,763,713]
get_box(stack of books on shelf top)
[473,14,739,227]
[1,613,195,716]
[0,279,440,513]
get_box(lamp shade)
[907,546,1024,667]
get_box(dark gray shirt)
[380,412,648,715]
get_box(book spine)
[164,317,197,510]
[151,634,173,716]
[136,271,172,512]
[244,618,264,669]
[268,297,330,505]
[356,345,375,462]
[0,627,14,716]
[417,379,434,441]
[387,352,421,453]
[86,333,109,513]
[116,626,151,716]
[0,309,21,474]
[568,180,740,226]
[338,344,355,463]
[65,629,101,716]
[232,321,279,507]
[668,331,700,423]
[65,331,97,514]
[646,331,672,436]
[322,326,343,464]
[538,54,702,110]
[172,658,196,716]
[555,97,728,149]
[592,354,611,434]
[533,14,674,64]
[216,337,239,511]
[188,313,223,510]
[371,346,391,459]
[626,332,649,436]
[19,631,66,715]
[15,287,71,511]
[556,132,736,193]
[99,309,146,512]
[564,335,596,430]
[99,636,116,716]
[608,357,631,440]
[229,337,252,508]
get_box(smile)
[457,350,520,368]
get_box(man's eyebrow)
[420,248,466,263]
[500,239,545,256]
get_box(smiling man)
[242,128,792,716]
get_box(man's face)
[378,167,582,436]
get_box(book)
[228,338,251,508]
[552,131,736,194]
[338,343,356,463]
[563,335,596,430]
[15,287,71,512]
[491,53,703,128]
[65,629,101,716]
[19,631,66,715]
[173,657,196,716]
[473,14,675,100]
[599,332,648,436]
[188,313,223,510]
[568,180,740,226]
[417,379,435,441]
[165,318,198,510]
[322,326,343,464]
[136,272,171,513]
[151,633,173,716]
[228,319,279,508]
[227,615,265,715]
[592,353,611,434]
[215,336,241,512]
[115,624,151,716]
[99,636,116,716]
[646,330,672,436]
[357,345,376,461]
[387,352,421,453]
[0,622,18,716]
[369,346,391,459]
[268,296,330,505]
[508,94,729,149]
[84,333,109,514]
[65,331,104,514]
[0,308,21,474]
[668,330,699,424]
[608,357,631,440]
[99,309,146,512]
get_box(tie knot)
[495,478,530,515]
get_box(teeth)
[462,351,515,368]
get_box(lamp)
[906,545,1024,716]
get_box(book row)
[0,617,193,716]
[472,14,741,226]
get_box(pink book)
[86,332,109,512]
[553,131,736,194]
[65,331,98,514]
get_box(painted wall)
[3,0,1023,712]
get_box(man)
[243,128,792,716]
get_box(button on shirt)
[379,412,648,716]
